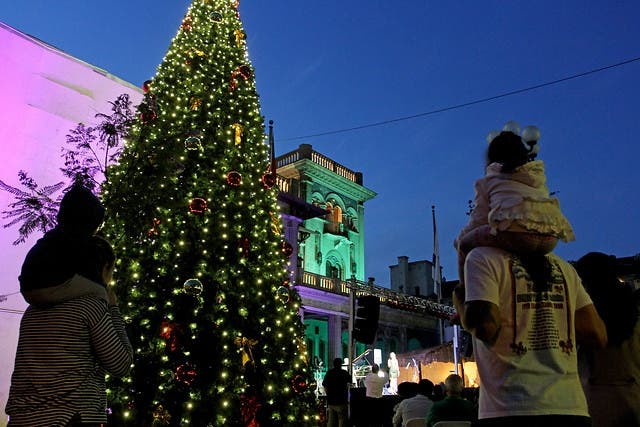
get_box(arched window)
[332,204,342,225]
[324,198,345,235]
[324,202,334,222]
[327,262,342,279]
[326,258,342,280]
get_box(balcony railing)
[277,144,362,185]
[296,271,456,319]
[300,271,350,294]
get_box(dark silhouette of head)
[397,381,419,399]
[371,364,380,374]
[78,235,115,286]
[57,184,105,236]
[575,252,617,293]
[575,252,638,345]
[333,358,343,369]
[417,379,434,397]
[487,131,530,173]
[432,383,445,401]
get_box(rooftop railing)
[277,144,362,185]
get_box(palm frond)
[0,173,63,244]
[0,179,30,198]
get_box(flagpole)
[431,205,445,344]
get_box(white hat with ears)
[486,121,541,160]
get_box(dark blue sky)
[1,1,639,285]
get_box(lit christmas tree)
[101,1,317,425]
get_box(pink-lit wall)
[0,22,142,424]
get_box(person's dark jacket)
[323,367,352,405]
[426,396,477,427]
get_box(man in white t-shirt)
[453,247,607,427]
[362,364,387,426]
[392,379,434,427]
[364,364,387,398]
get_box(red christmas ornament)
[142,79,153,93]
[281,240,293,257]
[239,237,251,258]
[240,393,261,427]
[232,0,241,19]
[226,171,242,187]
[175,364,197,385]
[147,217,161,236]
[261,172,277,189]
[159,321,174,340]
[160,321,182,352]
[189,198,208,214]
[290,374,308,393]
[181,14,192,32]
[140,110,157,123]
[229,65,252,91]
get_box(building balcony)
[276,143,363,185]
[323,221,350,237]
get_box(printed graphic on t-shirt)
[508,257,573,355]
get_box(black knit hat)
[56,184,105,236]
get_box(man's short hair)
[333,358,343,369]
[444,374,464,395]
[417,379,434,396]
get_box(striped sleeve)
[87,301,133,377]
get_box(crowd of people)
[322,363,478,427]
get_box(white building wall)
[0,22,142,424]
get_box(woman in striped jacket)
[6,236,133,427]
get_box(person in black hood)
[19,183,109,306]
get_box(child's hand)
[107,288,118,306]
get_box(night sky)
[1,1,638,285]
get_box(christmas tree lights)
[101,1,317,425]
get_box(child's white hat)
[487,121,541,160]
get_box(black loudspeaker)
[353,295,380,344]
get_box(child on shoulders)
[455,121,575,284]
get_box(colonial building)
[275,145,446,372]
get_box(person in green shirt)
[426,374,477,427]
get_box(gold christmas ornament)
[231,123,243,145]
